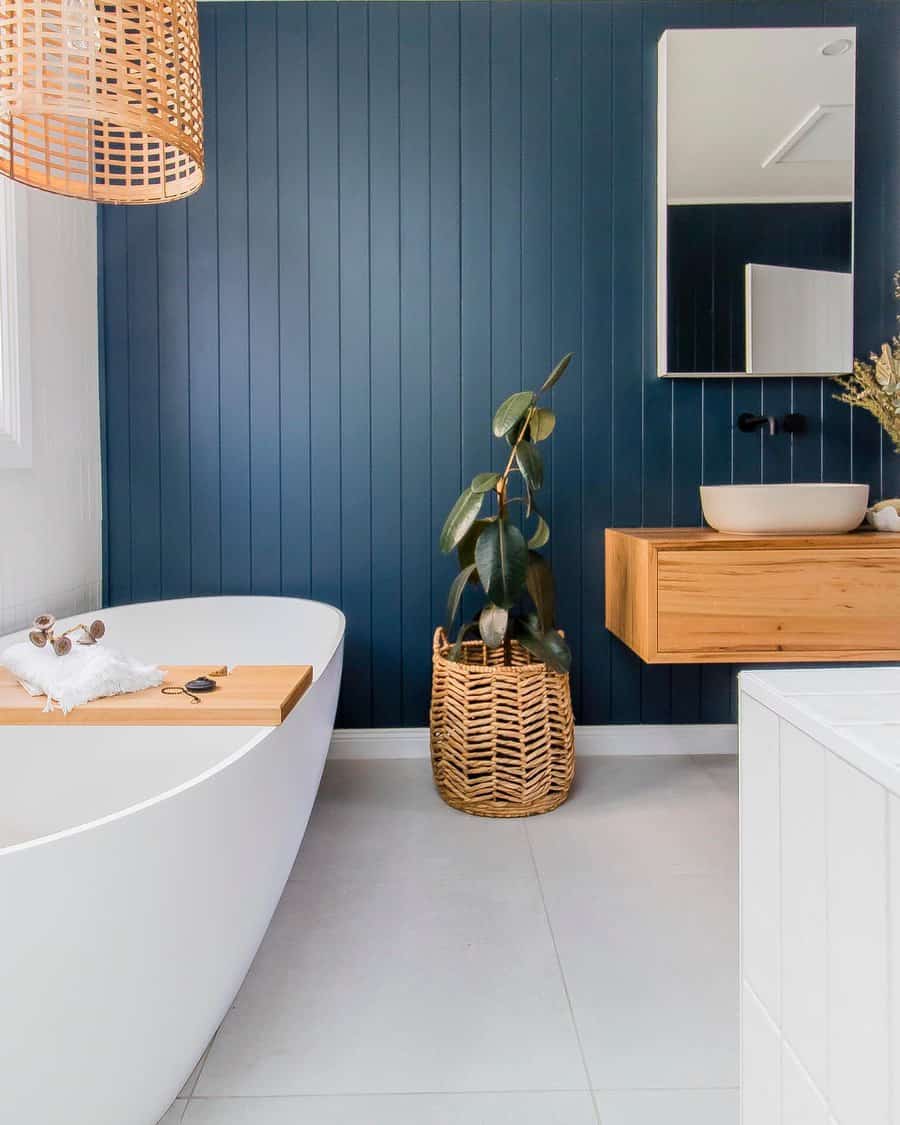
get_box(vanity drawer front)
[657,548,900,657]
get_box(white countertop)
[739,666,900,797]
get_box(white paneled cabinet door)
[740,696,781,1018]
[742,982,780,1125]
[740,674,900,1125]
[781,1042,828,1125]
[890,796,900,1125]
[779,723,827,1092]
[826,755,890,1125]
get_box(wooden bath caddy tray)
[0,665,313,725]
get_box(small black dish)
[185,676,217,693]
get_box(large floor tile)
[594,1088,738,1124]
[183,1092,599,1124]
[529,760,738,1090]
[553,875,738,1089]
[528,756,737,885]
[289,760,530,888]
[692,754,739,802]
[198,761,586,1097]
[157,1101,187,1124]
[180,1041,214,1099]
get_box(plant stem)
[499,404,536,487]
[495,403,536,666]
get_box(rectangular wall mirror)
[657,27,856,379]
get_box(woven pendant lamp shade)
[0,0,204,203]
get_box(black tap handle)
[782,413,806,434]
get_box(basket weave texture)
[429,627,575,818]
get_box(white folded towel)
[1,640,164,714]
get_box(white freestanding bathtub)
[0,596,345,1125]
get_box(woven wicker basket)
[429,627,575,818]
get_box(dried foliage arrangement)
[28,613,105,657]
[833,272,900,451]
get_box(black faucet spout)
[737,412,777,437]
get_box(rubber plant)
[439,354,573,673]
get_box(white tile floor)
[162,754,739,1124]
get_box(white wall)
[0,189,101,633]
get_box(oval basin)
[700,483,869,535]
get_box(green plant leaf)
[528,515,550,550]
[457,517,494,572]
[529,407,556,441]
[517,625,571,674]
[448,619,480,661]
[505,414,534,446]
[439,488,484,553]
[519,612,542,639]
[525,549,555,631]
[479,603,509,648]
[474,519,528,609]
[470,471,501,494]
[538,352,573,396]
[526,490,543,522]
[445,563,477,635]
[543,629,572,674]
[516,440,543,491]
[492,391,535,438]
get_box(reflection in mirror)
[657,27,855,378]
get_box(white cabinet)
[739,668,900,1125]
[779,724,827,1093]
[891,796,900,1125]
[781,1042,827,1125]
[825,754,889,1125]
[740,696,781,1019]
[742,981,781,1125]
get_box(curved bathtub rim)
[0,644,342,862]
[0,594,347,678]
[0,595,346,860]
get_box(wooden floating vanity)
[605,527,900,664]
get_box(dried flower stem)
[833,271,900,453]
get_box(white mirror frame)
[657,31,673,378]
[656,28,856,380]
[0,179,31,467]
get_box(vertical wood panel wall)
[99,0,900,728]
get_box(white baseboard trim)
[329,723,737,760]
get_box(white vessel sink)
[700,483,869,535]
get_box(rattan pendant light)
[0,0,204,203]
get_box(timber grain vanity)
[605,528,900,664]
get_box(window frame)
[0,179,31,469]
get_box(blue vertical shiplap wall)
[99,0,900,728]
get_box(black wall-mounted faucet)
[738,412,778,436]
[737,412,807,437]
